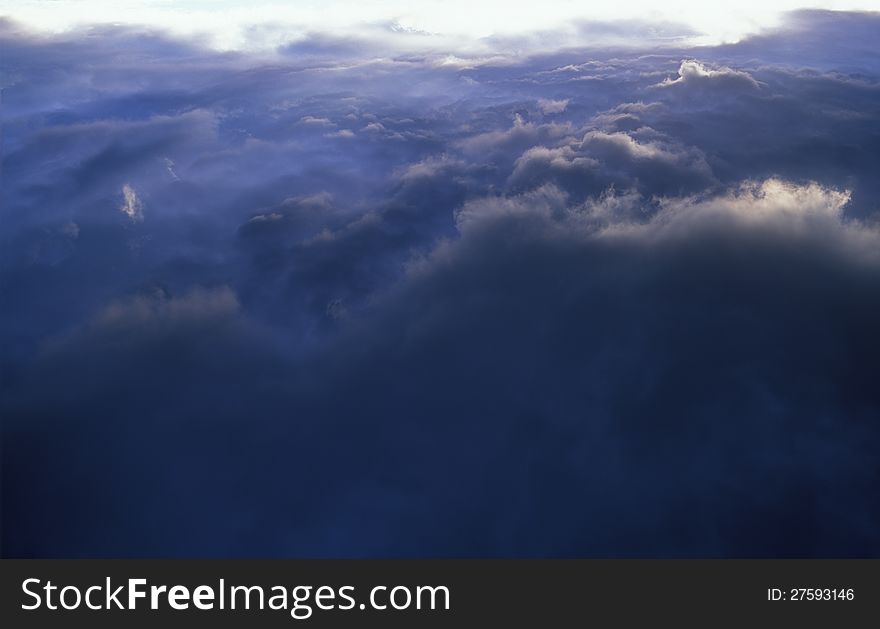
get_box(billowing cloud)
[658,59,761,90]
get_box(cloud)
[537,98,569,114]
[656,178,852,227]
[298,115,336,127]
[292,177,880,556]
[396,154,467,182]
[458,116,574,158]
[578,130,716,195]
[89,286,241,336]
[2,10,880,558]
[325,129,356,138]
[657,60,761,90]
[119,184,144,222]
[451,178,859,244]
[507,146,601,196]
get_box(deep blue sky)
[1,7,879,557]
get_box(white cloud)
[248,212,284,224]
[582,130,667,159]
[119,184,144,223]
[451,178,859,245]
[653,178,851,227]
[508,145,598,182]
[4,1,880,50]
[657,60,760,89]
[397,155,465,182]
[325,129,356,139]
[537,98,570,114]
[299,116,336,127]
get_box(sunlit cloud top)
[2,0,879,50]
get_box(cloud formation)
[658,59,761,89]
[2,9,879,557]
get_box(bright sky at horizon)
[2,0,880,49]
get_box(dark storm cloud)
[2,10,879,557]
[294,179,880,556]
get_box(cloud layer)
[2,10,880,557]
